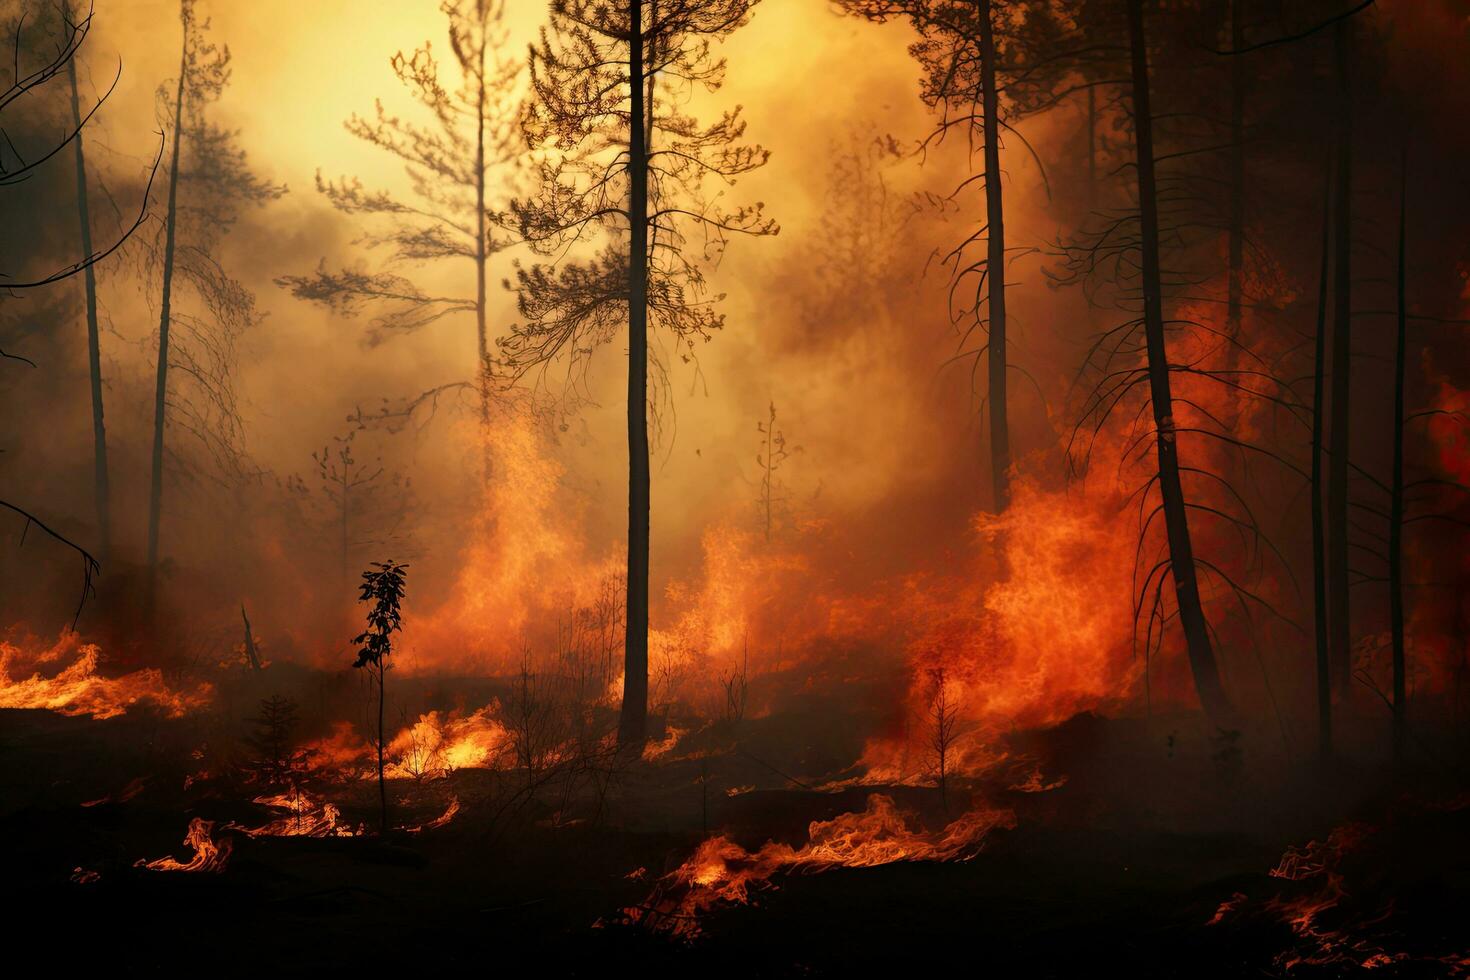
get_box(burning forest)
[3,0,1470,975]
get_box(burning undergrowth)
[1208,801,1470,975]
[0,631,211,720]
[625,793,1016,939]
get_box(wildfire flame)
[138,817,232,873]
[631,793,1015,936]
[0,632,210,720]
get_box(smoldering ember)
[2,0,1468,975]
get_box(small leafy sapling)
[353,560,408,834]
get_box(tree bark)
[1389,142,1407,762]
[1127,0,1231,725]
[146,27,188,609]
[66,7,110,564]
[1327,20,1353,697]
[618,0,650,750]
[977,0,1010,511]
[1311,156,1333,761]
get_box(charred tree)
[503,0,776,750]
[625,0,651,750]
[144,0,280,608]
[1225,0,1245,350]
[1311,161,1333,761]
[1126,0,1230,724]
[144,17,187,605]
[64,0,109,561]
[977,0,1010,510]
[1326,18,1354,697]
[1389,143,1407,762]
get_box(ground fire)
[2,0,1469,975]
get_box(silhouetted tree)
[926,666,960,813]
[1325,17,1354,699]
[501,0,777,749]
[245,694,305,786]
[842,0,1070,512]
[0,1,155,623]
[144,0,282,607]
[755,401,797,543]
[353,560,409,834]
[278,0,523,442]
[62,0,110,561]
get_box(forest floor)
[3,694,1468,977]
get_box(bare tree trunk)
[1226,0,1245,357]
[1127,0,1231,724]
[618,0,650,750]
[341,477,350,593]
[1086,84,1096,206]
[1327,20,1353,697]
[1390,142,1408,763]
[66,9,110,563]
[1311,159,1333,762]
[978,0,1009,511]
[377,660,387,834]
[474,40,491,450]
[146,35,188,609]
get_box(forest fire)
[0,632,210,720]
[630,793,1016,936]
[138,818,232,874]
[3,0,1470,973]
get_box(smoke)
[2,0,1468,767]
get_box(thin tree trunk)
[1327,20,1354,697]
[1127,0,1231,725]
[978,0,1009,511]
[341,477,350,593]
[474,40,491,444]
[1086,84,1096,205]
[377,660,387,834]
[66,7,109,563]
[1311,157,1333,762]
[146,31,188,609]
[1390,141,1408,762]
[1226,0,1245,341]
[618,0,650,750]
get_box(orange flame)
[0,632,210,720]
[632,793,1015,935]
[138,817,232,873]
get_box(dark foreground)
[4,705,1468,978]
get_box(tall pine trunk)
[146,34,188,608]
[1127,0,1231,725]
[1311,157,1333,761]
[977,0,1009,511]
[66,12,110,563]
[618,0,650,749]
[1326,20,1354,697]
[1389,143,1407,762]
